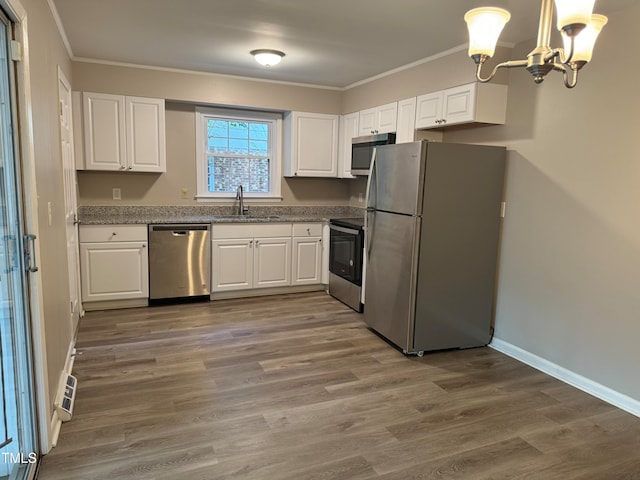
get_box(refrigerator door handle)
[364,148,377,261]
[365,209,375,260]
[364,148,377,214]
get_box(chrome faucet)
[236,185,248,215]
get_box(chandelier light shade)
[250,49,285,67]
[562,14,608,64]
[553,0,596,33]
[464,7,511,58]
[463,0,607,88]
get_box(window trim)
[195,106,282,201]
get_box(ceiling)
[50,0,631,89]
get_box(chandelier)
[464,0,607,88]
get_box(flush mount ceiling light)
[250,49,285,67]
[464,0,607,88]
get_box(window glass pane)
[208,137,228,153]
[229,122,248,140]
[207,156,270,194]
[229,138,248,154]
[249,123,268,141]
[249,140,268,156]
[208,119,228,138]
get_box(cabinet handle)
[128,166,133,170]
[142,244,146,248]
[119,165,125,170]
[249,240,253,247]
[255,240,259,245]
[306,228,310,235]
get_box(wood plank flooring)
[37,292,640,479]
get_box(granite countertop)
[78,205,365,225]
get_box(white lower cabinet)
[254,237,291,288]
[212,222,324,293]
[211,238,253,291]
[212,223,293,293]
[292,223,323,285]
[79,225,148,302]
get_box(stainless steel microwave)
[351,132,396,175]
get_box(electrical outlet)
[112,188,121,200]
[181,188,189,199]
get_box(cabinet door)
[83,92,126,171]
[415,91,443,129]
[396,97,417,143]
[442,83,476,126]
[292,237,322,285]
[80,242,148,301]
[253,237,291,288]
[338,112,358,178]
[286,112,339,177]
[126,96,166,172]
[211,238,253,292]
[358,108,377,136]
[376,102,398,134]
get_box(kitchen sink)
[218,215,282,221]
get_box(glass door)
[0,7,38,480]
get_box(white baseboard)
[490,337,640,418]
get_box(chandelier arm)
[475,59,528,83]
[544,37,575,66]
[552,62,579,88]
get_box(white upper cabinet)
[284,111,339,177]
[79,92,166,172]
[337,112,359,178]
[415,91,443,129]
[358,102,398,136]
[415,82,508,129]
[125,96,167,172]
[396,97,417,144]
[82,93,126,171]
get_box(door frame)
[1,0,51,455]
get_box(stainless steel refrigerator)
[363,140,506,356]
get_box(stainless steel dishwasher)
[148,224,211,300]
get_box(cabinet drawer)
[293,223,323,237]
[80,224,148,242]
[212,223,292,240]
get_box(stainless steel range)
[328,217,364,312]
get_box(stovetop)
[329,217,365,230]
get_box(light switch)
[112,188,121,200]
[181,188,189,199]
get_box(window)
[195,107,282,200]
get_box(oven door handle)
[329,224,360,236]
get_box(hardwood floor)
[38,292,640,479]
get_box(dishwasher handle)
[149,224,210,232]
